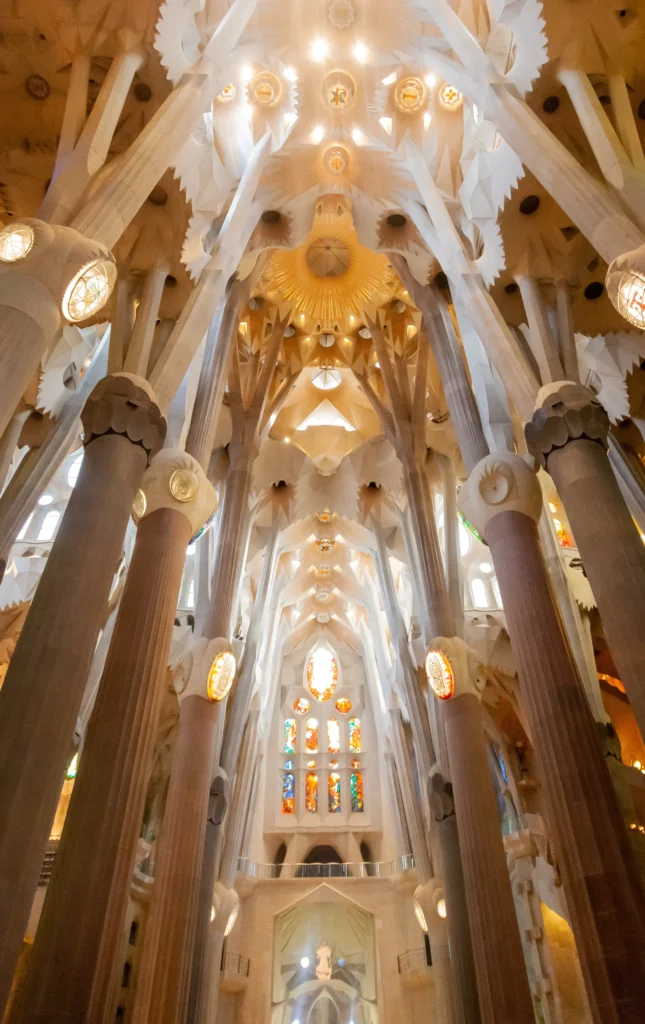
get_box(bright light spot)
[310,38,329,62]
[473,103,480,124]
[311,124,325,144]
[379,116,393,135]
[479,562,492,573]
[634,760,643,770]
[351,127,366,145]
[300,956,310,968]
[459,522,471,556]
[423,112,432,129]
[187,543,196,554]
[425,72,437,87]
[548,501,557,513]
[211,906,216,922]
[283,112,298,131]
[16,514,32,541]
[354,40,368,63]
[240,65,254,84]
[472,577,488,608]
[38,494,53,506]
[187,579,195,609]
[284,437,291,443]
[38,510,60,542]
[348,314,357,326]
[436,897,447,919]
[67,452,83,488]
[284,66,297,82]
[382,72,397,85]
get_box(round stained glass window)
[306,645,338,702]
[207,651,236,702]
[0,224,34,262]
[294,697,310,715]
[62,260,116,322]
[425,650,454,700]
[335,697,352,714]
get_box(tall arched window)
[38,510,60,541]
[306,718,319,753]
[348,718,361,753]
[284,719,296,754]
[327,718,340,753]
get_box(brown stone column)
[132,695,222,1024]
[0,374,163,1016]
[429,640,534,1024]
[462,452,645,1024]
[10,449,215,1023]
[430,777,481,1024]
[526,381,645,743]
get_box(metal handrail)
[236,854,415,880]
[397,948,429,973]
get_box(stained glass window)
[328,772,341,813]
[306,759,316,768]
[284,719,296,754]
[329,760,339,769]
[306,772,318,813]
[335,697,351,714]
[284,759,294,769]
[327,718,340,753]
[350,771,364,812]
[351,759,360,769]
[348,717,361,753]
[306,718,319,753]
[294,697,310,715]
[306,645,338,702]
[282,773,295,814]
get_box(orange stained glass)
[335,697,351,714]
[348,717,361,753]
[351,759,360,769]
[306,772,318,813]
[350,771,364,812]
[328,772,341,813]
[329,759,339,769]
[327,718,340,753]
[282,773,295,814]
[307,759,316,768]
[306,646,338,702]
[294,697,310,715]
[306,718,319,753]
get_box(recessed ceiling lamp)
[312,366,342,390]
[62,261,117,322]
[0,223,34,261]
[310,38,329,62]
[606,245,645,328]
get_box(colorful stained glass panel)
[351,759,360,769]
[348,717,361,753]
[350,771,364,812]
[306,646,338,702]
[282,773,295,814]
[306,772,318,813]
[284,718,296,754]
[306,718,319,753]
[328,772,341,813]
[294,697,310,715]
[327,718,340,753]
[335,697,351,714]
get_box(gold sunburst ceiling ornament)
[269,203,396,329]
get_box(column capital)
[134,447,217,538]
[429,771,455,822]
[425,635,484,702]
[459,451,542,539]
[81,372,166,462]
[525,381,609,468]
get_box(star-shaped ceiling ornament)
[328,0,355,29]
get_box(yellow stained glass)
[306,772,318,813]
[350,771,364,812]
[307,759,316,768]
[348,717,361,753]
[294,697,310,715]
[351,758,360,769]
[335,697,351,714]
[327,718,340,753]
[328,772,341,813]
[306,718,319,753]
[306,645,338,702]
[284,718,296,754]
[282,773,295,814]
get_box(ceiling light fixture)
[310,38,329,62]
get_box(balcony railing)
[397,948,430,974]
[221,951,250,977]
[236,854,415,880]
[38,839,60,887]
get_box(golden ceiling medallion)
[250,71,282,106]
[322,71,355,111]
[269,204,395,326]
[394,76,426,113]
[439,83,463,110]
[325,145,349,175]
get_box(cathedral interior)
[3,0,645,1021]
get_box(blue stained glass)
[282,773,295,814]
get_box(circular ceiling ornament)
[439,83,463,110]
[328,0,355,28]
[322,71,355,112]
[425,650,455,700]
[316,509,334,523]
[325,145,350,175]
[317,612,331,623]
[217,83,237,103]
[306,237,351,279]
[0,224,34,262]
[169,468,200,502]
[249,71,282,106]
[317,537,336,553]
[312,366,341,390]
[207,651,236,702]
[26,74,50,100]
[394,77,426,114]
[607,248,645,328]
[315,584,332,602]
[62,260,117,322]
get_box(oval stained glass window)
[306,645,338,702]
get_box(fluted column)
[461,452,645,1023]
[526,382,645,743]
[0,374,164,1015]
[11,452,215,1023]
[426,638,534,1024]
[430,775,481,1024]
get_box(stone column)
[0,374,164,1015]
[526,382,645,744]
[10,451,215,1024]
[416,881,455,1024]
[426,637,534,1024]
[460,452,645,1023]
[0,219,116,439]
[202,884,239,1024]
[430,775,481,1024]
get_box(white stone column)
[124,265,171,377]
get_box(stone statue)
[315,942,332,980]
